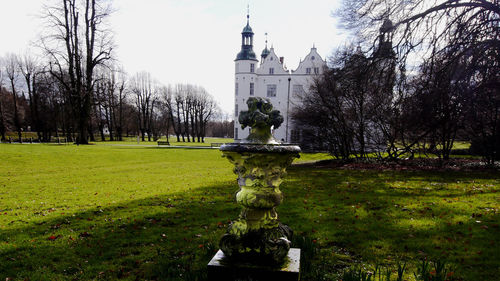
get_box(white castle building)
[234,14,326,143]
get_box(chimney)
[279,57,284,64]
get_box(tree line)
[0,0,232,144]
[293,0,499,163]
[0,60,230,143]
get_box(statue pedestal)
[207,248,301,281]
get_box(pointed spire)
[241,5,254,35]
[261,32,270,60]
[247,4,250,24]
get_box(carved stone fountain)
[215,97,301,271]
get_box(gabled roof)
[256,47,288,74]
[292,46,326,74]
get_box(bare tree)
[42,0,113,144]
[207,112,234,138]
[174,84,189,142]
[338,0,500,162]
[338,0,499,63]
[131,72,157,141]
[293,65,354,158]
[93,73,108,141]
[187,86,217,142]
[0,65,7,141]
[161,84,218,143]
[158,85,173,139]
[182,85,193,142]
[4,54,23,142]
[32,71,62,141]
[18,52,42,140]
[292,43,399,158]
[195,87,218,142]
[409,51,468,160]
[113,69,127,141]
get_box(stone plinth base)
[207,248,300,281]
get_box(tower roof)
[242,23,253,34]
[241,7,253,34]
[380,19,393,33]
[261,32,270,59]
[236,49,258,61]
[261,47,270,58]
[235,10,257,61]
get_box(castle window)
[235,104,238,116]
[267,84,277,97]
[235,83,239,96]
[269,68,274,75]
[314,67,319,74]
[250,83,254,96]
[250,63,255,73]
[306,68,311,74]
[293,84,305,96]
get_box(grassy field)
[0,144,498,280]
[90,136,234,147]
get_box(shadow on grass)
[281,167,500,280]
[0,181,238,280]
[1,168,498,280]
[144,146,218,150]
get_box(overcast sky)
[0,0,347,115]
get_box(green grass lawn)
[91,136,233,147]
[0,144,498,280]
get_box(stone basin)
[219,142,300,265]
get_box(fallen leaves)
[48,235,61,241]
[79,232,92,238]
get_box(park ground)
[0,142,499,280]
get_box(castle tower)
[234,11,258,141]
[375,18,395,59]
[232,11,327,143]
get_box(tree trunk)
[8,80,22,142]
[0,96,6,141]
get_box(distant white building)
[234,14,326,143]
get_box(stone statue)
[238,97,284,144]
[219,97,300,265]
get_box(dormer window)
[306,68,311,74]
[269,68,274,75]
